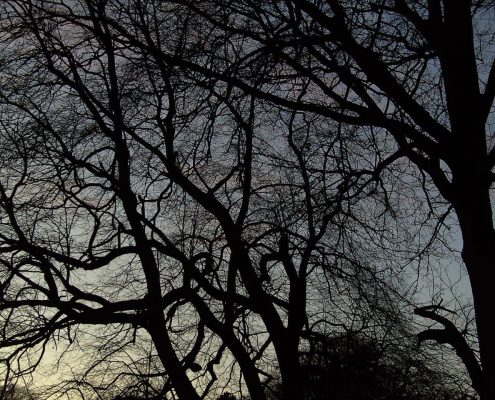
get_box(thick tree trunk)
[469,271,495,400]
[278,341,303,400]
[147,321,202,400]
[453,180,495,400]
[458,227,495,400]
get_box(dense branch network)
[0,1,489,399]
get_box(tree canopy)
[0,1,491,399]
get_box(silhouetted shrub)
[216,392,238,400]
[263,335,475,400]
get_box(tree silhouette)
[216,392,238,400]
[264,334,474,400]
[0,384,37,400]
[0,2,400,398]
[0,1,485,399]
[170,1,495,398]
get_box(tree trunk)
[459,230,495,400]
[147,321,202,400]
[453,179,495,400]
[278,341,304,400]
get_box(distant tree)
[0,384,37,400]
[216,392,238,400]
[113,397,145,400]
[264,334,474,400]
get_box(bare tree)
[0,1,480,399]
[264,332,474,400]
[0,1,410,399]
[156,1,495,398]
